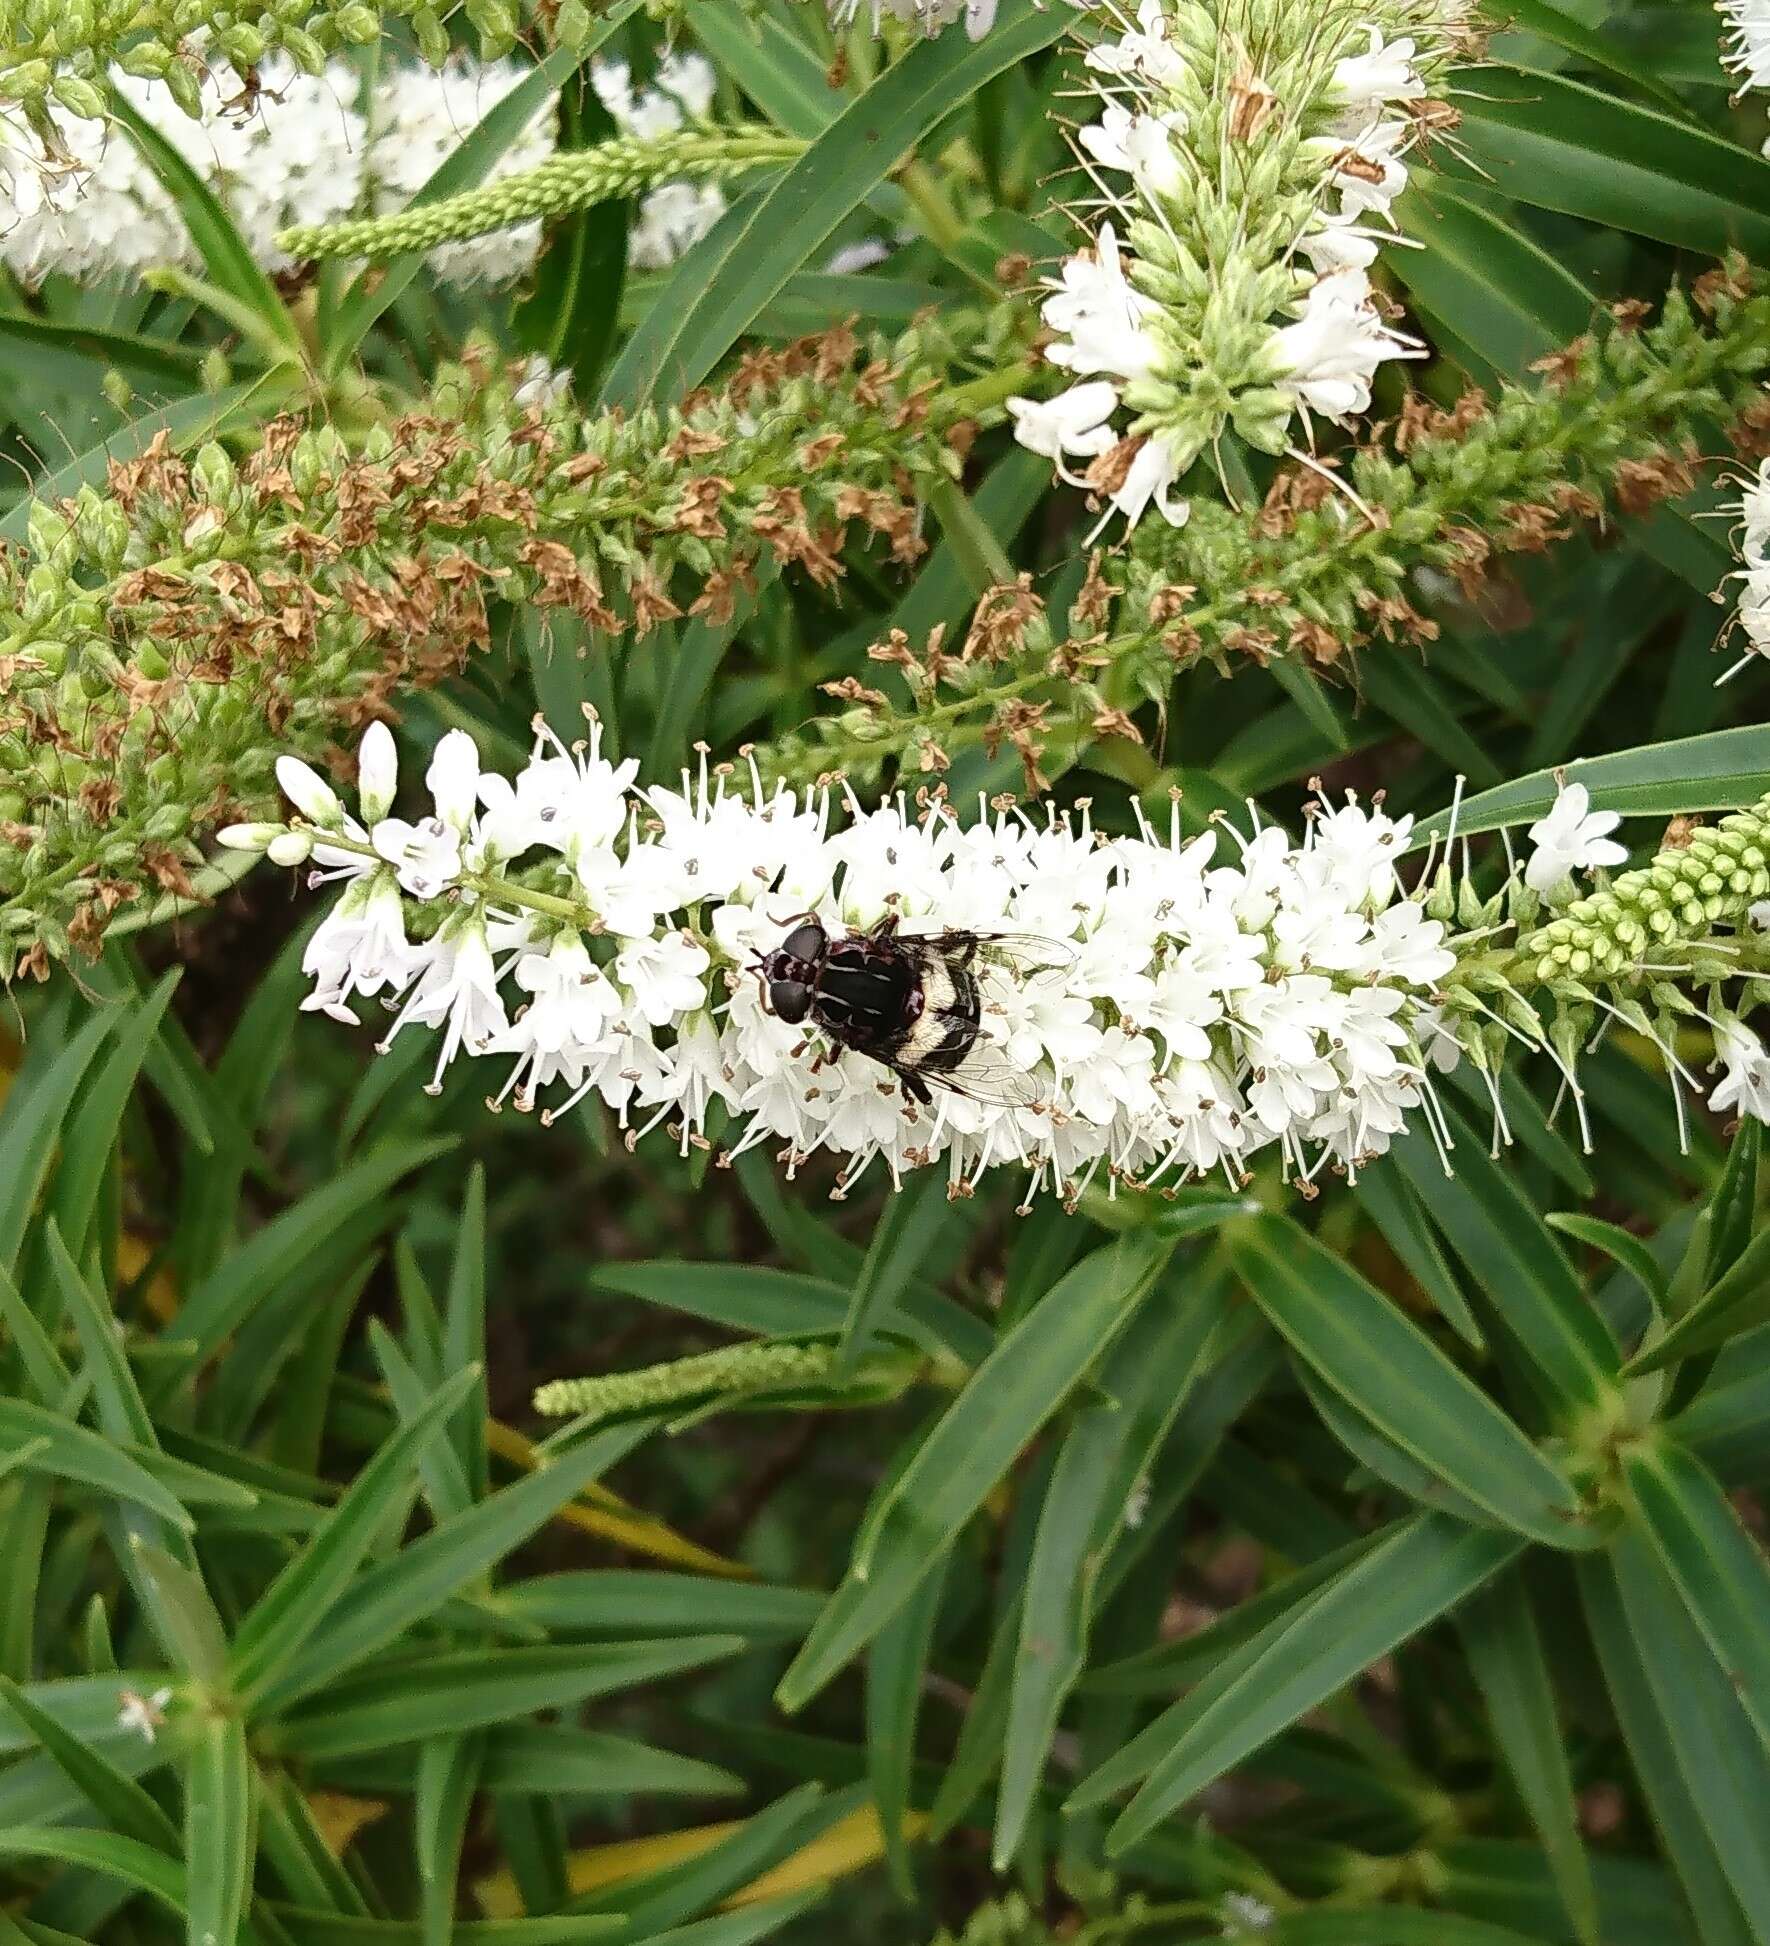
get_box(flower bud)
[276,756,344,826]
[268,830,316,866]
[357,720,398,822]
[49,73,106,120]
[282,27,327,72]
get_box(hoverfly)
[752,913,1070,1107]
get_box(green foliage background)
[1,0,1770,1943]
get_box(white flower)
[357,721,399,824]
[1310,796,1412,905]
[1106,433,1191,533]
[301,874,423,1023]
[489,931,621,1108]
[492,719,639,860]
[574,836,681,939]
[1331,29,1426,112]
[0,54,558,290]
[1720,0,1770,90]
[1008,381,1121,480]
[574,1005,678,1126]
[1320,118,1412,224]
[1268,268,1426,422]
[1083,0,1188,89]
[381,920,510,1092]
[1524,782,1627,896]
[1041,224,1161,384]
[1738,457,1770,563]
[656,50,717,117]
[1077,104,1188,201]
[1221,1891,1276,1934]
[1359,903,1455,985]
[826,0,996,40]
[1709,1017,1770,1122]
[1299,215,1384,273]
[117,1687,174,1744]
[514,357,573,410]
[616,930,712,1026]
[372,817,463,899]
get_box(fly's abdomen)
[814,946,920,1052]
[887,959,977,1075]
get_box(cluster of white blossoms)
[223,725,1770,1203]
[1719,0,1770,94]
[826,0,999,43]
[0,50,734,287]
[1010,0,1467,533]
[591,53,727,271]
[1719,453,1770,682]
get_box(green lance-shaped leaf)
[256,1421,658,1708]
[0,1398,193,1532]
[776,1231,1175,1711]
[600,0,1068,408]
[1599,1531,1770,1934]
[836,1167,959,1376]
[47,973,179,1262]
[1545,1215,1669,1333]
[495,1570,821,1641]
[1072,1513,1523,1852]
[1452,64,1770,259]
[166,1137,456,1377]
[0,1006,116,1276]
[228,1366,480,1699]
[1577,1550,1757,1945]
[1458,1569,1598,1946]
[444,1165,490,1505]
[128,1538,228,1682]
[417,1731,484,1946]
[185,1713,254,1946]
[0,1831,215,1933]
[1622,1437,1770,1762]
[1407,729,1770,850]
[45,1219,158,1451]
[262,1638,742,1761]
[1387,1114,1620,1417]
[107,88,302,363]
[1227,1215,1593,1547]
[994,1272,1231,1868]
[866,1557,947,1899]
[592,1257,991,1366]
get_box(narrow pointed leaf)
[230,1366,480,1696]
[777,1233,1174,1711]
[185,1714,253,1946]
[1623,1437,1770,1761]
[1228,1215,1591,1546]
[1458,1570,1598,1946]
[1084,1514,1521,1851]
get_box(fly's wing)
[896,930,1077,979]
[888,1033,1054,1111]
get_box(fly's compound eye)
[779,921,827,962]
[769,980,813,1025]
